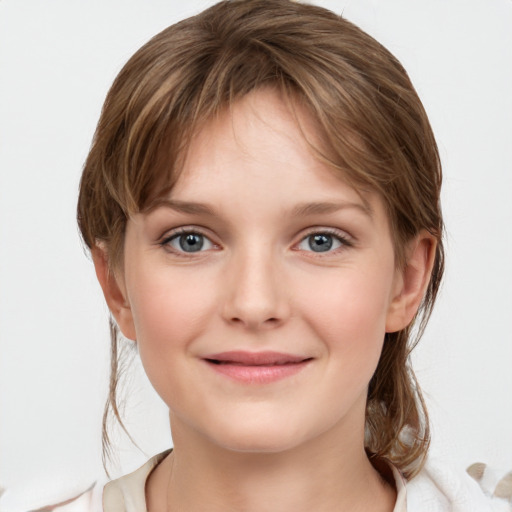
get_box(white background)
[1,0,511,509]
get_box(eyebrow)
[145,199,216,215]
[291,200,373,218]
[146,198,372,218]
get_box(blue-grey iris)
[179,233,204,252]
[309,234,333,252]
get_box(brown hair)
[77,0,444,478]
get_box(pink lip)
[202,351,312,384]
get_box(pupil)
[180,233,203,252]
[309,234,332,252]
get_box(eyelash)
[297,228,353,256]
[159,228,217,257]
[159,227,353,257]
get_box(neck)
[146,418,396,512]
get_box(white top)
[102,451,511,512]
[2,452,508,511]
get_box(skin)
[94,88,435,511]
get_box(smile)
[202,351,313,384]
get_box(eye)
[163,230,214,253]
[297,231,348,253]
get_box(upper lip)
[203,351,311,366]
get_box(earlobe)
[386,231,437,333]
[91,245,137,341]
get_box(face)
[112,88,407,454]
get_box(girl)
[74,0,507,510]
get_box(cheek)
[297,263,395,365]
[129,266,213,335]
[125,266,216,384]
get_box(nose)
[221,245,291,330]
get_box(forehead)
[168,88,375,214]
[129,87,404,247]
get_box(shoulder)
[0,482,104,512]
[103,450,171,512]
[404,459,512,512]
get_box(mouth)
[202,351,313,384]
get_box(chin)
[207,419,309,455]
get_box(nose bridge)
[223,239,288,329]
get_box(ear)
[386,231,437,333]
[91,245,137,341]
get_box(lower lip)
[204,360,311,384]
